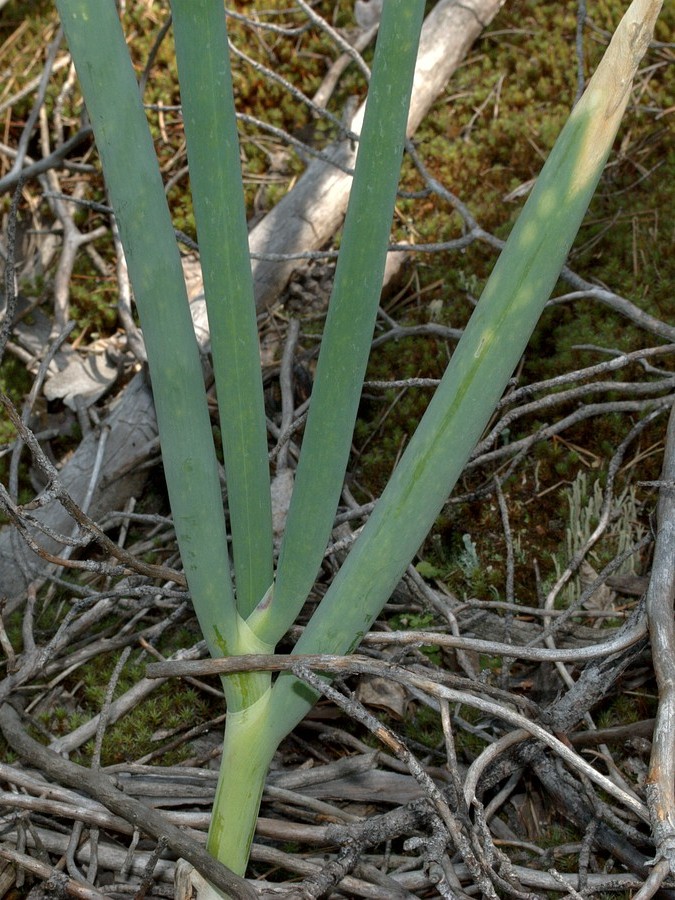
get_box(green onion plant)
[54,0,663,893]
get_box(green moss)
[0,357,31,447]
[388,610,435,630]
[402,702,444,751]
[35,648,215,766]
[86,684,210,766]
[596,691,650,731]
[452,704,490,760]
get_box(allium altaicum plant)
[54,0,663,894]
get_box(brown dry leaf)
[579,559,616,611]
[355,675,409,720]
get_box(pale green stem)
[171,0,274,619]
[55,0,241,659]
[206,688,277,878]
[249,0,426,646]
[200,3,425,879]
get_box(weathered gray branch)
[645,401,675,872]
